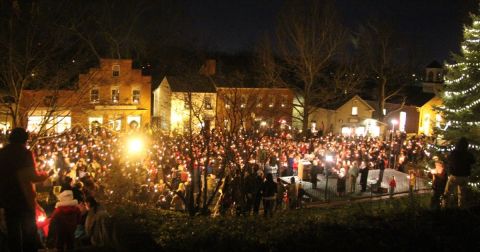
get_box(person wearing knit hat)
[49,190,81,251]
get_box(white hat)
[55,190,78,208]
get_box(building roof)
[324,94,374,111]
[163,75,217,93]
[426,60,443,69]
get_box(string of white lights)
[426,143,480,152]
[444,81,480,97]
[466,38,480,43]
[444,74,467,85]
[440,97,480,112]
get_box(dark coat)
[261,180,277,198]
[0,143,48,212]
[448,149,475,177]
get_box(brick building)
[76,59,151,131]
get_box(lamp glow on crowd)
[128,137,144,154]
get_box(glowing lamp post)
[324,154,334,201]
[390,119,398,141]
[126,137,146,183]
[128,138,144,154]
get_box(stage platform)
[279,169,430,201]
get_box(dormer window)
[112,65,120,77]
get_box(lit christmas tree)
[438,13,480,188]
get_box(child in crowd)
[49,190,81,252]
[389,176,397,199]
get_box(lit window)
[112,65,120,77]
[257,97,263,108]
[90,89,99,103]
[240,95,247,109]
[204,97,212,110]
[355,127,365,136]
[383,109,387,115]
[132,89,140,104]
[27,116,43,132]
[399,111,407,132]
[269,96,275,108]
[352,106,358,116]
[111,88,119,103]
[127,115,141,129]
[341,127,352,136]
[281,95,288,108]
[89,117,103,129]
[56,116,71,133]
[109,119,122,131]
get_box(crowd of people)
[0,124,471,251]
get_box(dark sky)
[187,0,478,65]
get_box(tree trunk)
[302,97,309,135]
[377,80,386,122]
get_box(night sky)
[186,0,478,65]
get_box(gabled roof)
[342,95,375,111]
[426,60,442,69]
[162,75,217,93]
[336,95,375,111]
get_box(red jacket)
[389,179,397,188]
[50,205,81,236]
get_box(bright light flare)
[128,138,144,154]
[37,214,46,223]
[325,155,334,162]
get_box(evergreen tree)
[440,13,480,146]
[438,12,480,187]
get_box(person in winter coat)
[348,161,359,194]
[337,168,346,197]
[287,177,298,210]
[84,196,111,247]
[275,178,285,211]
[0,128,50,252]
[310,159,320,189]
[49,190,81,252]
[261,173,277,217]
[389,176,396,199]
[431,159,447,209]
[359,160,369,192]
[376,155,386,187]
[444,137,475,208]
[171,183,186,211]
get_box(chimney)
[200,59,216,76]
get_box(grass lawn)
[110,193,480,251]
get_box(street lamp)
[324,154,334,201]
[128,137,144,154]
[390,119,398,141]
